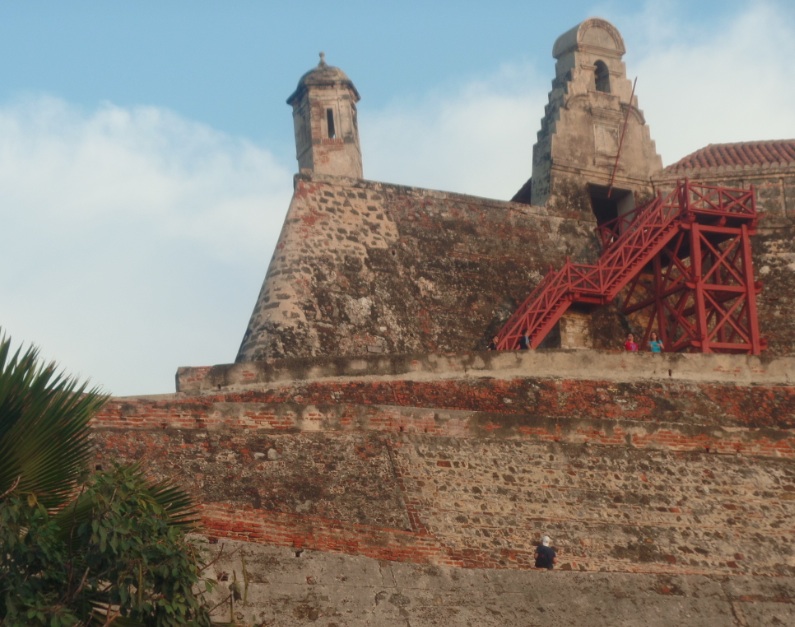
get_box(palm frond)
[0,330,108,509]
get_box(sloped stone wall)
[236,165,795,366]
[236,173,601,363]
[391,436,794,574]
[92,352,795,582]
[93,426,795,576]
[91,350,795,623]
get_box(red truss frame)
[495,180,764,354]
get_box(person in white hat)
[534,535,557,569]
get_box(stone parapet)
[177,349,794,394]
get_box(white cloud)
[625,0,795,164]
[362,62,548,200]
[363,1,795,185]
[3,1,793,397]
[0,96,291,261]
[0,95,293,395]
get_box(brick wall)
[92,351,795,579]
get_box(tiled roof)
[665,140,795,173]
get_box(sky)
[1,0,794,396]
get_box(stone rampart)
[235,173,603,362]
[235,169,795,368]
[177,349,793,394]
[92,351,795,587]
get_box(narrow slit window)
[326,108,336,139]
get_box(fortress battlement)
[93,348,795,623]
[92,16,795,625]
[176,349,794,395]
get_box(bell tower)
[286,52,363,178]
[529,19,662,222]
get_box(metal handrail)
[494,180,758,350]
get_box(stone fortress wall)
[89,16,795,626]
[236,167,795,363]
[237,18,795,366]
[236,173,607,362]
[186,540,795,626]
[91,350,795,624]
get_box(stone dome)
[552,18,625,59]
[287,52,360,105]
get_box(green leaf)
[0,330,212,626]
[0,330,108,510]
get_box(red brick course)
[91,368,795,578]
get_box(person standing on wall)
[624,333,638,352]
[648,332,664,353]
[534,535,557,570]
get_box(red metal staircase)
[495,180,764,354]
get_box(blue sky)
[2,0,794,396]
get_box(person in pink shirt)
[624,333,638,352]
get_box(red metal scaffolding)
[495,180,764,354]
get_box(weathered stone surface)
[96,429,408,529]
[91,350,795,590]
[236,173,599,363]
[392,436,794,575]
[530,19,662,210]
[198,540,795,626]
[178,349,794,395]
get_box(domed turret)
[287,53,363,178]
[288,54,360,102]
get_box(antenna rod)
[607,77,637,198]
